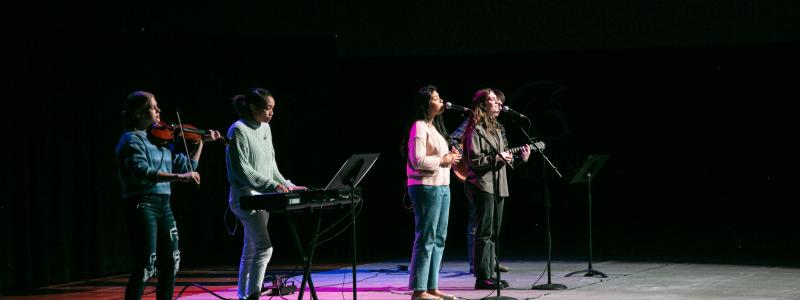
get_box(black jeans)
[467,185,505,280]
[125,194,180,300]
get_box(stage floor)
[4,259,800,299]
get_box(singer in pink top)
[403,85,461,300]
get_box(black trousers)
[467,184,505,280]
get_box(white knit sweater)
[226,119,292,197]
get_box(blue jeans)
[230,193,274,299]
[408,185,450,291]
[125,194,180,300]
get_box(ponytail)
[231,87,272,118]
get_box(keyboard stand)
[286,211,322,300]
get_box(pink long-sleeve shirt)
[406,120,450,186]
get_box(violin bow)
[175,109,199,187]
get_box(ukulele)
[452,141,545,182]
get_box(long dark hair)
[400,85,449,161]
[231,87,272,120]
[465,88,500,140]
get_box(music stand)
[324,153,380,191]
[328,153,379,300]
[565,154,609,278]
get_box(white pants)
[230,191,273,299]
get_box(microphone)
[445,102,470,112]
[502,106,528,119]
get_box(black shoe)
[475,278,506,290]
[496,264,510,272]
[500,279,509,288]
[488,277,510,288]
[244,291,260,300]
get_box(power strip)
[267,285,296,296]
[265,275,297,296]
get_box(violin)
[148,120,228,146]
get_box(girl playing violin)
[115,91,221,300]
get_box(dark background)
[3,0,800,291]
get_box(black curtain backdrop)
[5,1,800,292]
[334,45,800,267]
[6,35,800,291]
[4,32,339,290]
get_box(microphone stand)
[510,117,566,291]
[471,126,516,300]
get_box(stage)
[5,258,799,300]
